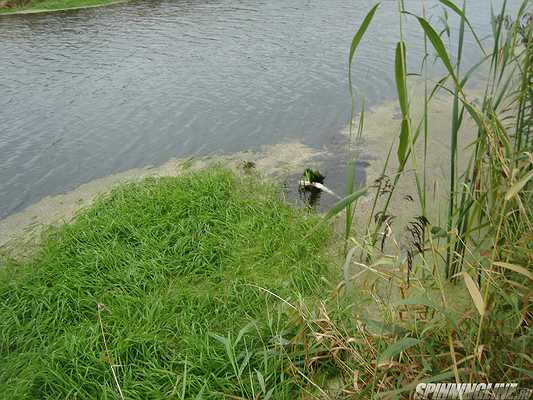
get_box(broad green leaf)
[238,352,252,378]
[255,369,266,394]
[308,187,367,235]
[235,321,254,345]
[346,160,359,195]
[264,388,275,400]
[394,41,410,167]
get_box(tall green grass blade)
[348,3,380,137]
[395,41,410,167]
[180,357,188,400]
[345,5,377,243]
[345,159,358,241]
[447,1,466,278]
[357,97,366,140]
[438,0,486,55]
[322,188,368,225]
[348,3,380,73]
[411,14,458,85]
[395,41,408,116]
[460,54,491,87]
[376,371,459,399]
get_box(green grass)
[0,168,332,399]
[0,0,121,14]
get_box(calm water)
[0,0,518,218]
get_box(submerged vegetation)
[0,0,531,399]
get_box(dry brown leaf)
[494,261,533,281]
[462,272,485,317]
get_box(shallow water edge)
[0,142,330,254]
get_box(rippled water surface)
[0,0,519,218]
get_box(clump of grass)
[0,168,332,399]
[302,169,326,185]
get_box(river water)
[0,0,519,218]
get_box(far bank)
[0,0,126,15]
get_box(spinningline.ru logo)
[414,383,532,399]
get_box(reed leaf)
[438,0,486,55]
[411,14,458,85]
[395,41,408,116]
[348,3,380,136]
[324,188,368,222]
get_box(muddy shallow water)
[0,0,519,219]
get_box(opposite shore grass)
[0,0,126,15]
[0,168,333,399]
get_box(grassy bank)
[0,0,122,14]
[0,168,333,399]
